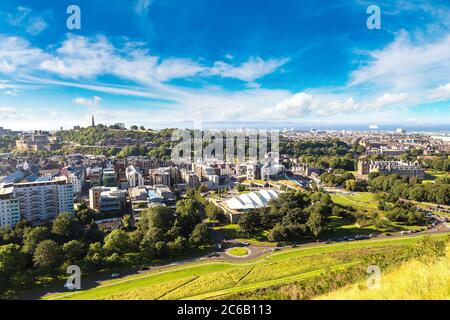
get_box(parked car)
[272,247,281,252]
[111,273,120,278]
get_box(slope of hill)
[319,242,450,300]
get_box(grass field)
[423,170,448,184]
[320,245,450,300]
[227,247,250,256]
[213,224,273,246]
[44,234,447,300]
[330,192,378,211]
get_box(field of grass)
[227,247,250,256]
[43,234,447,300]
[319,245,450,300]
[423,170,448,183]
[213,224,273,246]
[330,192,378,211]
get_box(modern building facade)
[0,186,20,228]
[125,165,144,188]
[3,177,74,223]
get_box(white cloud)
[73,96,102,108]
[0,34,288,90]
[3,89,21,96]
[25,16,48,36]
[3,7,48,35]
[135,0,152,15]
[350,31,450,91]
[209,57,289,82]
[368,92,409,109]
[0,106,22,120]
[429,83,450,101]
[0,36,47,74]
[263,92,314,119]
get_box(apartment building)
[60,166,85,194]
[89,186,126,213]
[102,166,117,187]
[0,186,20,228]
[6,177,74,223]
[125,165,144,188]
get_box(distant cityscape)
[1,121,449,229]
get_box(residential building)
[125,165,144,188]
[60,167,85,194]
[88,166,103,187]
[89,186,126,213]
[0,186,20,228]
[129,187,149,214]
[154,185,176,206]
[5,177,74,223]
[180,169,200,189]
[102,166,117,187]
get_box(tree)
[345,179,357,191]
[176,199,202,236]
[138,206,175,233]
[75,205,95,225]
[121,214,134,231]
[140,227,166,258]
[0,244,26,277]
[167,236,187,257]
[52,213,82,242]
[84,242,106,268]
[189,224,210,245]
[33,240,64,271]
[0,244,27,295]
[22,226,49,255]
[238,210,261,234]
[205,203,225,221]
[63,240,85,263]
[103,229,130,255]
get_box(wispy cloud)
[350,31,450,91]
[135,0,152,15]
[73,96,102,109]
[3,6,48,35]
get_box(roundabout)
[225,247,252,258]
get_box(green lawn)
[213,224,273,246]
[43,234,446,300]
[330,192,378,211]
[227,247,250,256]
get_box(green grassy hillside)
[43,235,446,300]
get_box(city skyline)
[0,0,449,130]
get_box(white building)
[223,189,280,223]
[5,177,74,223]
[125,165,144,188]
[61,167,85,194]
[0,186,20,228]
[89,186,126,213]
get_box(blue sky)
[0,0,449,130]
